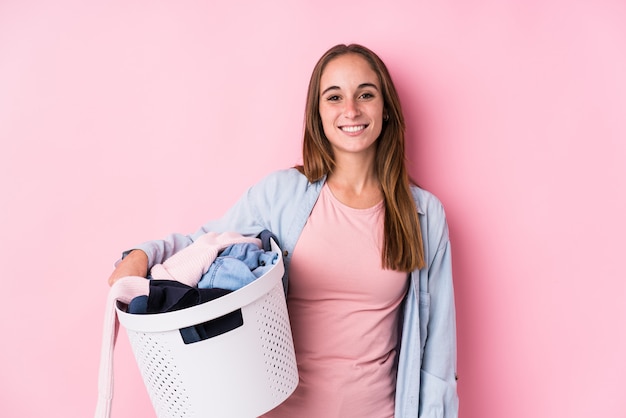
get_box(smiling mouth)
[340,125,367,133]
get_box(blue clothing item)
[128,295,148,314]
[218,242,278,277]
[127,168,458,417]
[198,243,278,290]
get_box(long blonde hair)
[297,44,425,272]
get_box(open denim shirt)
[131,168,459,417]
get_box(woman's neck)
[326,154,383,209]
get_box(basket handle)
[180,308,244,344]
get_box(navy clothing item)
[128,280,240,344]
[146,280,232,313]
[257,229,279,252]
[127,280,231,314]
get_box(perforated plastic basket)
[116,240,298,418]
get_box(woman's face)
[318,53,385,160]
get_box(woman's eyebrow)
[321,85,340,96]
[358,82,380,91]
[321,82,380,96]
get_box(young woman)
[108,44,458,417]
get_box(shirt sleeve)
[419,214,459,417]
[120,181,268,269]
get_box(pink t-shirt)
[262,184,408,418]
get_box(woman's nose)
[343,99,360,118]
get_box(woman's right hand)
[107,250,149,286]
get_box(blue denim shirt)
[133,168,459,417]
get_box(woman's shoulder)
[409,184,446,219]
[260,167,306,182]
[410,184,450,246]
[258,168,308,187]
[256,167,321,189]
[251,167,321,198]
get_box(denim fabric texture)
[198,243,278,290]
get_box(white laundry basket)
[116,239,298,418]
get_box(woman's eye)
[326,95,340,101]
[360,92,374,99]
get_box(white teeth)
[341,125,365,133]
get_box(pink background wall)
[1,1,625,417]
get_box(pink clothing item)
[95,276,150,418]
[95,231,261,418]
[263,184,408,418]
[150,231,261,285]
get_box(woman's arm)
[106,172,274,286]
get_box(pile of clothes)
[95,230,279,418]
[128,233,278,343]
